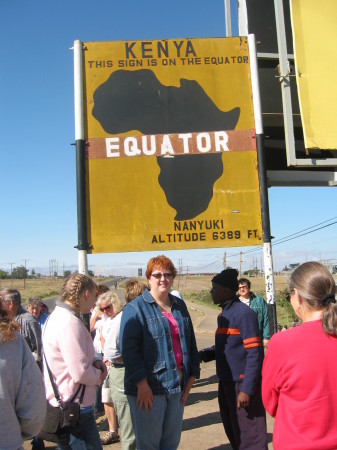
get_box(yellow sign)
[83,37,262,253]
[290,0,337,149]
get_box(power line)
[273,221,337,246]
[195,217,337,271]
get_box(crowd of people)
[0,258,337,449]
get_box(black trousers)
[218,381,267,450]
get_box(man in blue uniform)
[199,269,267,450]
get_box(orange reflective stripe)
[243,336,261,349]
[243,336,261,344]
[216,328,240,335]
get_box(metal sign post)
[248,34,277,336]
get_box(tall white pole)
[73,40,88,275]
[224,0,232,36]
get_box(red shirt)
[262,320,337,449]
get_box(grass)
[0,277,111,304]
[1,274,296,327]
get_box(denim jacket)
[120,289,200,396]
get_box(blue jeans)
[128,393,184,450]
[56,410,102,450]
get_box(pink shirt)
[43,305,102,407]
[262,320,337,449]
[162,312,183,370]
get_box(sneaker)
[100,431,120,445]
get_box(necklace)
[156,300,171,312]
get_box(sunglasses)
[151,272,173,280]
[100,305,112,312]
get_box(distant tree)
[12,265,29,279]
[289,263,300,270]
[88,270,95,277]
[30,268,36,278]
[244,269,260,277]
[63,270,71,278]
[0,269,9,279]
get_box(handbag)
[38,356,86,442]
[38,316,86,442]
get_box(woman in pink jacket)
[42,273,107,449]
[262,262,337,449]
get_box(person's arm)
[261,336,282,417]
[199,345,216,363]
[15,334,47,439]
[261,297,270,345]
[120,303,153,411]
[120,304,147,385]
[186,309,201,379]
[136,378,154,412]
[26,319,42,362]
[238,310,263,405]
[90,309,101,333]
[57,319,103,386]
[181,376,195,405]
[180,307,200,404]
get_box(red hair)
[145,255,177,279]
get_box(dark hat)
[212,269,239,291]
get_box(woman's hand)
[136,379,153,412]
[93,360,107,381]
[181,376,195,405]
[237,391,250,409]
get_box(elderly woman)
[95,291,121,445]
[27,297,49,331]
[120,255,200,450]
[262,262,337,449]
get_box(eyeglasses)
[238,285,248,290]
[100,305,112,312]
[151,273,173,280]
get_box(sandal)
[100,431,120,445]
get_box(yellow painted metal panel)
[83,37,262,253]
[290,0,337,149]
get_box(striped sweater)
[203,297,263,395]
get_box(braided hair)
[60,273,97,315]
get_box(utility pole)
[223,251,227,269]
[9,262,14,287]
[23,259,29,289]
[239,252,242,278]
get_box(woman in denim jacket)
[120,255,200,450]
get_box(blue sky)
[1,0,336,277]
